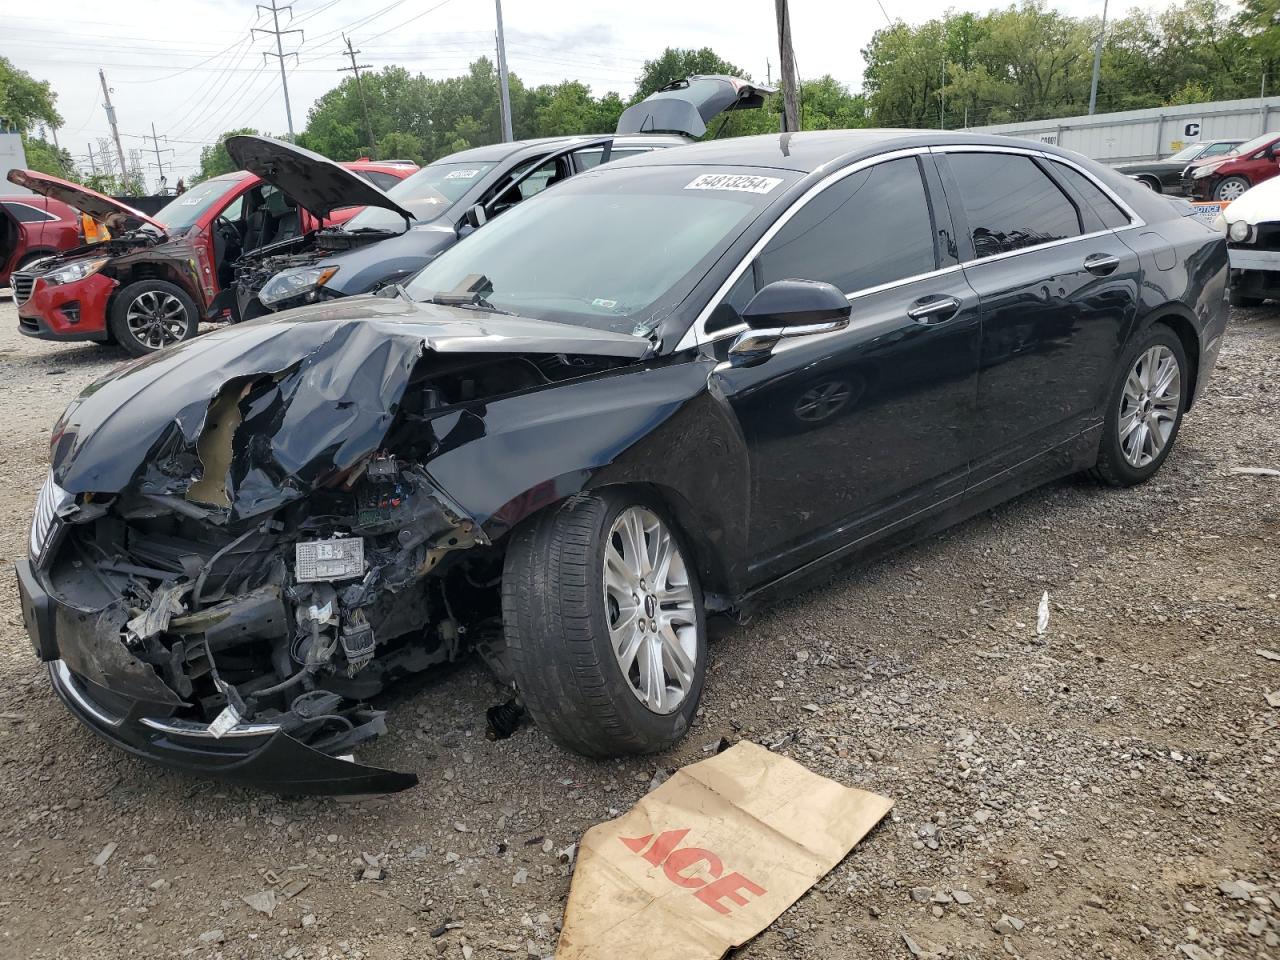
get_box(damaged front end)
[19,297,649,794]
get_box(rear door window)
[755,156,938,294]
[947,152,1082,259]
[573,148,648,170]
[1049,162,1131,230]
[1201,142,1236,158]
[1,201,55,223]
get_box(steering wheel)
[214,215,241,246]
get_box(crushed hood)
[226,135,416,222]
[616,75,775,138]
[6,169,165,234]
[50,295,650,518]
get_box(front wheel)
[108,279,198,357]
[1091,324,1188,487]
[502,491,707,757]
[1215,176,1251,202]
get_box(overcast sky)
[8,0,1141,184]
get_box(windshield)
[1225,132,1280,158]
[1165,143,1206,162]
[343,161,497,232]
[404,166,793,334]
[152,177,239,231]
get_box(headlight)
[30,471,73,562]
[42,257,110,286]
[258,265,340,307]
[1228,220,1253,243]
[1192,166,1215,179]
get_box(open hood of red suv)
[6,169,166,234]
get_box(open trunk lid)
[615,75,776,138]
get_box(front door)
[936,149,1140,485]
[709,154,981,581]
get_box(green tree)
[191,127,259,184]
[0,57,61,131]
[21,136,73,177]
[633,47,748,100]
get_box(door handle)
[1083,253,1120,276]
[907,295,961,324]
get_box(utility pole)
[338,34,377,156]
[774,0,800,132]
[766,59,772,85]
[254,0,303,138]
[1088,0,1108,115]
[144,122,175,194]
[494,0,513,142]
[98,69,128,183]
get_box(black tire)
[1229,288,1265,308]
[1214,176,1251,202]
[502,490,707,757]
[1137,176,1162,193]
[1090,323,1188,487]
[108,279,198,357]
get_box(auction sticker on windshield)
[685,173,783,194]
[445,169,483,180]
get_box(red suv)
[7,158,416,356]
[1,195,105,290]
[1185,131,1280,201]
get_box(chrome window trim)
[2,201,59,223]
[680,142,1148,352]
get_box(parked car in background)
[17,131,1227,794]
[6,159,416,356]
[1,194,107,290]
[1185,131,1280,201]
[230,75,773,317]
[1213,174,1280,305]
[1114,138,1242,193]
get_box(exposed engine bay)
[33,302,649,790]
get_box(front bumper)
[1227,247,1280,271]
[17,557,417,796]
[17,273,113,341]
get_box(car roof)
[611,129,1162,173]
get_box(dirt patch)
[0,298,1276,959]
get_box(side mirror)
[729,279,851,361]
[459,204,488,233]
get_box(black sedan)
[1114,138,1242,193]
[17,130,1228,794]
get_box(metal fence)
[968,96,1280,163]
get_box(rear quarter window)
[1050,162,1132,230]
[947,152,1082,258]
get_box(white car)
[1216,175,1280,306]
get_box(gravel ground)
[0,296,1276,960]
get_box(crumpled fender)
[424,358,752,593]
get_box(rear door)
[708,152,982,578]
[936,147,1140,488]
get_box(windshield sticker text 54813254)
[684,173,783,194]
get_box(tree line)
[4,0,1280,192]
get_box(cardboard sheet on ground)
[556,740,894,959]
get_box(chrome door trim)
[677,142,1146,353]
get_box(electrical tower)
[143,122,175,194]
[338,33,377,156]
[254,0,303,138]
[98,69,129,180]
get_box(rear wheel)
[1091,324,1187,487]
[502,491,707,757]
[1215,176,1251,202]
[108,279,198,357]
[1137,175,1162,193]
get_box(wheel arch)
[1135,306,1202,410]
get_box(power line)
[363,0,459,44]
[254,0,304,137]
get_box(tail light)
[81,213,111,245]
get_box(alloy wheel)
[602,506,698,715]
[126,291,190,351]
[1118,344,1180,468]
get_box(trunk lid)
[226,135,417,222]
[615,75,776,138]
